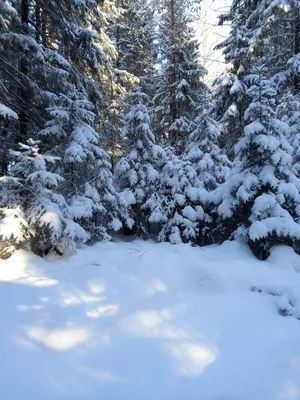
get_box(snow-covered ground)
[1,240,300,399]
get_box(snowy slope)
[1,241,300,399]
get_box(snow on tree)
[152,1,205,151]
[213,69,247,157]
[0,100,21,258]
[115,86,164,237]
[183,96,231,243]
[102,0,157,171]
[168,31,207,152]
[39,91,121,242]
[0,171,26,259]
[1,0,300,260]
[112,0,155,87]
[218,66,300,259]
[255,0,300,94]
[146,145,208,244]
[0,104,18,121]
[0,102,18,177]
[213,0,257,156]
[0,0,103,176]
[277,93,300,178]
[148,95,230,246]
[0,139,89,258]
[215,0,300,150]
[185,95,231,191]
[277,93,300,129]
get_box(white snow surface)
[0,103,18,120]
[1,240,300,399]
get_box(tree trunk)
[115,0,124,69]
[294,9,300,93]
[35,0,41,44]
[170,0,177,127]
[0,121,9,175]
[41,6,48,47]
[19,0,29,143]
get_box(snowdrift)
[0,240,300,399]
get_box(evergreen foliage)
[152,1,206,151]
[0,0,300,260]
[218,66,300,259]
[115,87,163,237]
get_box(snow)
[244,121,265,135]
[0,207,27,240]
[249,215,300,241]
[1,241,300,399]
[229,77,245,95]
[182,205,205,223]
[0,103,18,120]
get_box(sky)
[195,0,231,85]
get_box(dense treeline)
[0,0,300,260]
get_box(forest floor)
[1,240,300,399]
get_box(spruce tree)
[115,86,163,237]
[214,0,300,157]
[0,139,88,258]
[0,0,122,256]
[185,95,231,191]
[255,0,300,94]
[39,91,121,242]
[148,95,230,246]
[277,93,300,179]
[112,0,155,87]
[218,66,300,259]
[152,0,206,151]
[213,0,255,156]
[169,31,207,152]
[147,148,207,244]
[0,105,24,259]
[11,139,89,256]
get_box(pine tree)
[115,87,163,237]
[218,66,300,259]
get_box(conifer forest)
[3,2,300,398]
[1,0,300,261]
